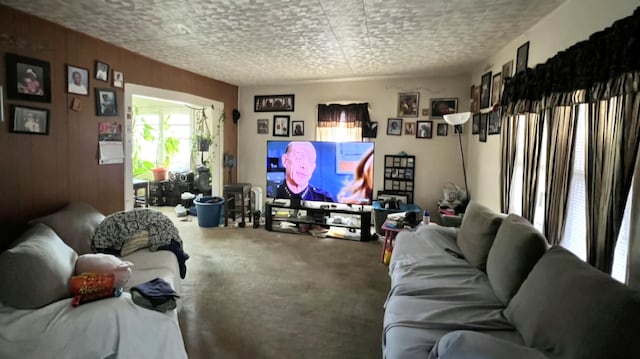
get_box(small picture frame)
[273,115,290,136]
[479,114,488,142]
[454,125,463,134]
[437,123,448,136]
[292,121,304,136]
[421,108,429,116]
[95,60,110,82]
[488,111,502,135]
[67,64,89,96]
[491,72,502,106]
[255,94,294,112]
[502,60,513,83]
[516,42,530,74]
[480,71,492,109]
[95,88,118,116]
[472,113,481,134]
[9,105,49,135]
[471,85,480,113]
[112,70,124,88]
[404,122,415,135]
[397,92,419,117]
[5,53,51,103]
[431,98,458,118]
[416,120,433,139]
[387,118,403,135]
[257,119,269,134]
[363,121,378,138]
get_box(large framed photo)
[5,53,51,103]
[255,94,294,112]
[273,115,290,136]
[488,110,502,135]
[397,92,419,117]
[502,60,513,82]
[292,121,304,136]
[387,118,403,135]
[516,42,530,74]
[95,60,110,82]
[9,105,49,135]
[257,119,269,134]
[95,88,118,116]
[67,64,89,95]
[416,120,433,139]
[480,71,492,109]
[431,98,458,118]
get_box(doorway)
[123,84,224,210]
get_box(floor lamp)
[443,112,471,207]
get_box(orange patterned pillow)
[69,273,121,307]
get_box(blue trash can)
[194,196,225,227]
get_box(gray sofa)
[383,201,640,359]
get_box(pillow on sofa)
[29,202,104,255]
[0,224,77,309]
[75,253,134,289]
[456,201,504,270]
[486,214,548,305]
[504,246,640,359]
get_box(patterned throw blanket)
[91,208,188,278]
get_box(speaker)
[232,109,240,124]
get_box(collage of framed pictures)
[255,94,294,112]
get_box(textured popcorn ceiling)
[0,0,565,86]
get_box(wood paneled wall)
[0,5,238,222]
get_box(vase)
[152,167,168,182]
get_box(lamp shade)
[443,112,471,125]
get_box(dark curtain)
[500,114,519,213]
[501,6,640,272]
[317,103,370,128]
[521,112,544,221]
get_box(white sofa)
[0,203,188,359]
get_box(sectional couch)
[383,201,640,359]
[0,202,188,359]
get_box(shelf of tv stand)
[265,202,373,241]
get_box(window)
[133,112,192,174]
[316,103,368,142]
[508,115,526,216]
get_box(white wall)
[467,0,640,212]
[237,75,470,216]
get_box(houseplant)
[132,112,180,181]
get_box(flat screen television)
[266,141,374,205]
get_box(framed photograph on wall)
[67,64,89,95]
[95,60,110,82]
[273,115,290,136]
[397,92,419,117]
[479,114,488,142]
[9,104,50,135]
[387,118,403,135]
[257,119,269,134]
[292,121,304,136]
[404,122,415,135]
[502,60,513,82]
[480,71,492,109]
[112,70,124,88]
[437,123,448,136]
[431,98,458,118]
[472,85,480,113]
[491,73,502,106]
[488,111,502,135]
[416,120,433,139]
[516,42,530,74]
[5,53,51,103]
[472,113,481,134]
[95,88,118,116]
[255,94,294,112]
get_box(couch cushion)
[456,201,504,270]
[0,224,78,309]
[428,330,548,359]
[486,214,548,305]
[504,246,640,359]
[29,202,104,255]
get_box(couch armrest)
[428,331,548,359]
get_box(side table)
[380,220,437,265]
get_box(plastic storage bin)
[194,196,225,227]
[372,201,422,235]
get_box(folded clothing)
[130,277,179,311]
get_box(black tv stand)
[265,202,373,241]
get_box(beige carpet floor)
[169,213,390,359]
